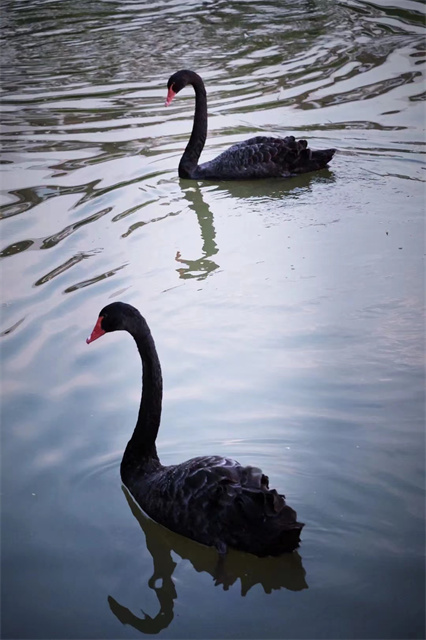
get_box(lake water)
[1,0,425,638]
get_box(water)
[1,0,425,638]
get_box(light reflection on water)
[1,0,425,638]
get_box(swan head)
[165,70,203,106]
[86,302,145,344]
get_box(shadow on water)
[108,487,308,635]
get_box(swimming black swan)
[87,302,304,556]
[165,69,335,180]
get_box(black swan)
[87,302,304,556]
[165,69,335,180]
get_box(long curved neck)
[179,73,207,179]
[125,326,163,463]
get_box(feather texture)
[123,454,303,556]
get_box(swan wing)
[139,455,302,555]
[196,136,334,180]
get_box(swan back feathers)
[124,455,303,556]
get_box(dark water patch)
[63,262,128,293]
[0,207,111,258]
[308,70,422,107]
[121,209,180,239]
[33,250,101,287]
[0,239,36,258]
[0,316,26,337]
[0,183,96,220]
[41,206,112,249]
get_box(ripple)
[70,451,122,487]
[0,207,111,258]
[33,250,101,287]
[63,262,128,293]
[1,2,424,639]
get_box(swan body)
[87,302,304,556]
[165,70,335,181]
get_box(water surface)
[1,1,425,638]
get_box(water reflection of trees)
[108,487,308,635]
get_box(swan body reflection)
[108,487,307,635]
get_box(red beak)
[86,316,105,344]
[165,87,176,107]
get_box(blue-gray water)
[1,1,425,638]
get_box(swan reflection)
[108,486,308,635]
[175,184,219,280]
[175,170,335,280]
[207,168,336,201]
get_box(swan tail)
[235,483,304,555]
[263,494,304,555]
[311,148,336,167]
[292,147,335,173]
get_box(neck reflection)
[175,184,219,280]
